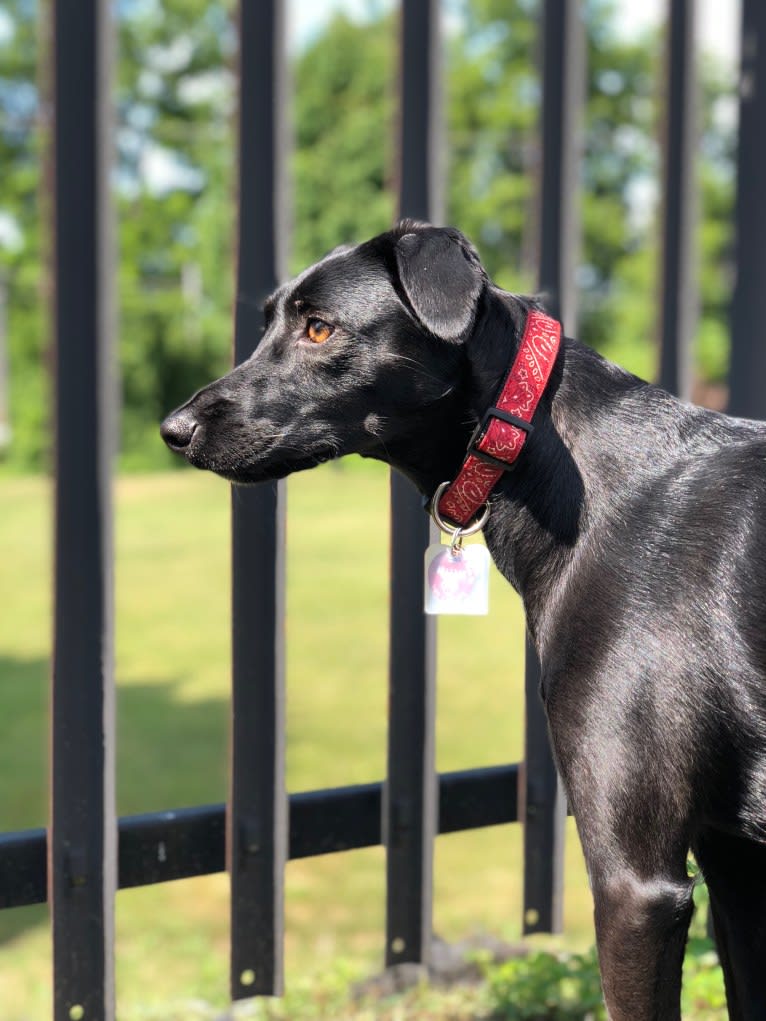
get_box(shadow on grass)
[0,652,235,946]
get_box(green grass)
[0,461,596,1019]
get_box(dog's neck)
[381,288,667,658]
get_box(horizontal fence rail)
[0,765,520,909]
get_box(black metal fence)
[2,1,766,1018]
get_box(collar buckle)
[467,406,535,472]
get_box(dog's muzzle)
[160,408,198,454]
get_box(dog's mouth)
[215,448,338,485]
[214,454,331,485]
[169,424,339,485]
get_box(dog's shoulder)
[680,405,766,473]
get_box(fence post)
[658,0,697,400]
[50,1,117,1018]
[228,0,288,999]
[384,0,441,970]
[729,0,766,420]
[523,0,584,936]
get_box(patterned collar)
[433,309,562,530]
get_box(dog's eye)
[306,318,334,344]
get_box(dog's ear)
[395,226,485,342]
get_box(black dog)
[161,221,766,1020]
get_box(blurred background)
[0,0,741,1018]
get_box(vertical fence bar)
[50,1,116,1018]
[658,0,697,400]
[228,0,288,999]
[710,6,759,946]
[384,0,441,969]
[523,0,584,936]
[729,0,766,420]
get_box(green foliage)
[0,1,740,470]
[0,0,50,469]
[483,936,726,1021]
[680,878,728,1019]
[485,949,606,1021]
[482,879,727,1021]
[292,13,397,271]
[682,937,728,1020]
[114,0,237,465]
[445,0,540,291]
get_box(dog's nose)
[160,409,198,453]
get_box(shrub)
[484,948,605,1021]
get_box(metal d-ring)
[429,481,491,540]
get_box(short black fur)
[162,222,766,1020]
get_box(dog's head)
[161,221,517,489]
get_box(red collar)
[434,309,562,529]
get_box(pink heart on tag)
[427,550,478,600]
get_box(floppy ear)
[395,227,485,341]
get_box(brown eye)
[306,317,334,344]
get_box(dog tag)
[424,543,490,615]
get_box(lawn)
[0,461,594,1019]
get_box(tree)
[0,0,49,468]
[292,13,397,271]
[0,0,739,469]
[115,0,237,462]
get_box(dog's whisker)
[379,352,447,387]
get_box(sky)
[290,0,741,65]
[0,0,743,64]
[616,0,740,64]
